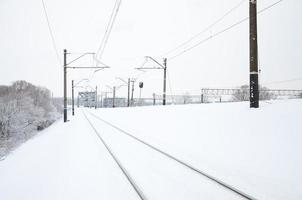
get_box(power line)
[160,0,246,57]
[41,0,61,64]
[262,77,302,85]
[93,0,122,82]
[166,70,175,103]
[96,0,122,60]
[169,0,285,60]
[96,0,118,56]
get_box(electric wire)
[96,0,122,60]
[262,77,302,85]
[92,0,121,83]
[167,70,175,103]
[86,110,258,200]
[168,0,285,60]
[160,0,246,57]
[41,0,61,64]
[96,0,118,56]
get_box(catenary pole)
[72,80,74,116]
[163,58,167,105]
[113,86,116,108]
[127,78,130,107]
[249,0,259,108]
[63,50,108,120]
[63,49,67,122]
[131,80,135,106]
[95,86,98,109]
[153,93,156,105]
[136,57,167,106]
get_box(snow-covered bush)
[0,81,61,159]
[52,97,63,113]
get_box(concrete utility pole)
[72,80,75,116]
[63,49,67,122]
[249,0,259,108]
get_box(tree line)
[0,81,62,159]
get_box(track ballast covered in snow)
[0,100,301,200]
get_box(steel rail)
[87,110,258,200]
[82,111,147,200]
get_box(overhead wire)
[96,0,118,56]
[91,0,121,85]
[96,0,122,60]
[262,77,302,85]
[167,70,175,104]
[168,0,285,61]
[90,0,122,84]
[160,0,246,57]
[41,0,61,65]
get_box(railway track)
[82,111,147,200]
[83,109,258,200]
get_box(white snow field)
[0,99,301,200]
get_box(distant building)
[103,97,126,108]
[78,92,96,107]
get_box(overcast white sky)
[0,0,301,98]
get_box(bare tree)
[233,85,249,101]
[259,86,275,100]
[233,85,275,102]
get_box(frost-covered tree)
[259,86,275,100]
[233,85,250,101]
[232,85,274,101]
[0,81,61,159]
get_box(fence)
[75,88,302,108]
[103,90,302,108]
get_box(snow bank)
[88,99,302,200]
[0,99,301,200]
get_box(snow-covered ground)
[0,99,301,200]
